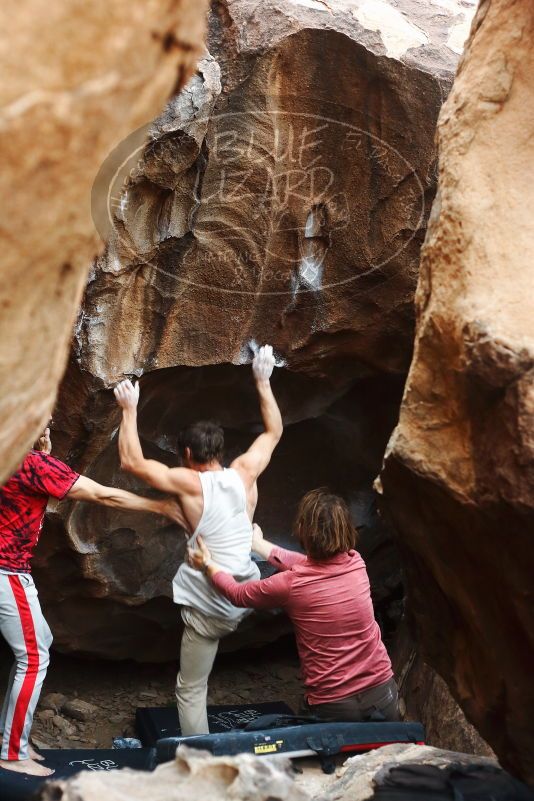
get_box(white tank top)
[172,468,260,620]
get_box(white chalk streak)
[353,0,428,59]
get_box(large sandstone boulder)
[319,743,534,800]
[380,0,534,785]
[393,621,495,758]
[36,0,476,660]
[36,0,477,660]
[0,0,209,483]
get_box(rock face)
[37,0,477,660]
[319,743,534,801]
[393,621,495,758]
[0,0,209,484]
[380,0,534,786]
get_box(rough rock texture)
[0,0,209,483]
[39,745,307,801]
[380,0,534,785]
[393,621,495,758]
[38,0,477,660]
[318,743,533,801]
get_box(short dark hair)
[177,421,224,465]
[294,488,357,560]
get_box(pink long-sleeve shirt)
[212,545,393,705]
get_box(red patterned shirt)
[0,450,79,573]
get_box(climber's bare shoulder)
[165,466,202,496]
[163,467,204,532]
[128,459,200,497]
[0,758,54,776]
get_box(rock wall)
[39,0,476,660]
[0,0,209,483]
[319,743,533,801]
[393,620,495,758]
[380,0,534,785]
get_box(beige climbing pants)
[176,606,240,736]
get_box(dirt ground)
[0,638,302,750]
[0,637,345,795]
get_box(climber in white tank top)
[114,345,283,734]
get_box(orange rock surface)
[381,0,534,784]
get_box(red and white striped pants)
[0,572,52,760]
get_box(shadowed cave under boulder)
[34,364,405,661]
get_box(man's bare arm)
[67,476,186,524]
[114,380,198,498]
[251,523,275,560]
[232,346,283,484]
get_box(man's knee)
[14,650,48,677]
[39,646,51,672]
[176,671,209,696]
[26,630,52,676]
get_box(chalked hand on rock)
[252,344,275,382]
[114,379,140,410]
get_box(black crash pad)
[136,701,294,747]
[0,748,156,801]
[156,718,425,763]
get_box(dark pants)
[303,677,400,722]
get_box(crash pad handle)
[242,714,321,731]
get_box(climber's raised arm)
[232,346,283,486]
[114,380,199,501]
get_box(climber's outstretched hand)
[114,379,140,411]
[252,344,275,383]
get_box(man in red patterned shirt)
[0,428,182,776]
